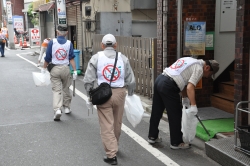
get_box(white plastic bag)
[32,71,51,86]
[181,107,199,143]
[124,94,144,128]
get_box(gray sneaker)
[54,110,62,121]
[147,137,162,144]
[170,143,191,150]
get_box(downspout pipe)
[80,0,84,73]
[177,0,182,59]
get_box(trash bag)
[32,71,51,86]
[181,107,199,143]
[124,94,144,128]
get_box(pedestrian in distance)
[83,34,136,165]
[148,57,219,149]
[37,38,51,67]
[0,26,8,47]
[41,25,77,121]
[0,28,6,57]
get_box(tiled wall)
[11,0,24,16]
[157,0,216,107]
[235,0,249,124]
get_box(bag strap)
[109,51,118,85]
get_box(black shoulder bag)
[47,63,56,72]
[89,52,118,105]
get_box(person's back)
[41,25,77,121]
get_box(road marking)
[16,53,179,166]
[16,54,37,66]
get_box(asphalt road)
[0,47,221,166]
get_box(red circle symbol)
[55,49,67,60]
[102,65,120,82]
[31,29,39,34]
[170,59,184,69]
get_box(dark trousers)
[0,43,5,56]
[148,74,183,146]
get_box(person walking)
[37,38,51,67]
[0,29,6,57]
[148,57,219,149]
[83,34,135,165]
[41,25,77,121]
[0,26,8,47]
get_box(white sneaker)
[147,137,162,144]
[64,107,71,114]
[54,110,62,121]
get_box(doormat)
[197,107,234,120]
[196,118,234,141]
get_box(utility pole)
[0,0,4,27]
[6,0,15,49]
[56,0,67,26]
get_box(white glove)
[41,68,46,74]
[189,105,198,115]
[73,71,77,80]
[182,97,190,108]
[86,97,93,110]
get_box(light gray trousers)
[50,65,72,112]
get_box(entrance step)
[205,137,250,166]
[211,94,234,114]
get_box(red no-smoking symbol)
[31,29,39,34]
[55,49,67,60]
[170,59,185,69]
[102,65,120,82]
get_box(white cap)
[102,34,116,46]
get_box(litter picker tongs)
[195,115,210,137]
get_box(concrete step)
[205,137,250,166]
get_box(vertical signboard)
[56,0,67,25]
[12,16,24,31]
[183,22,206,56]
[30,28,40,46]
[6,1,12,24]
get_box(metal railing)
[92,34,157,99]
[234,101,250,155]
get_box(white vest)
[97,51,124,87]
[51,39,71,65]
[165,57,201,75]
[1,28,8,37]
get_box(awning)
[39,2,55,12]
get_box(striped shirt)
[163,59,204,91]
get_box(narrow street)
[0,48,220,166]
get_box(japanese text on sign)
[30,28,40,43]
